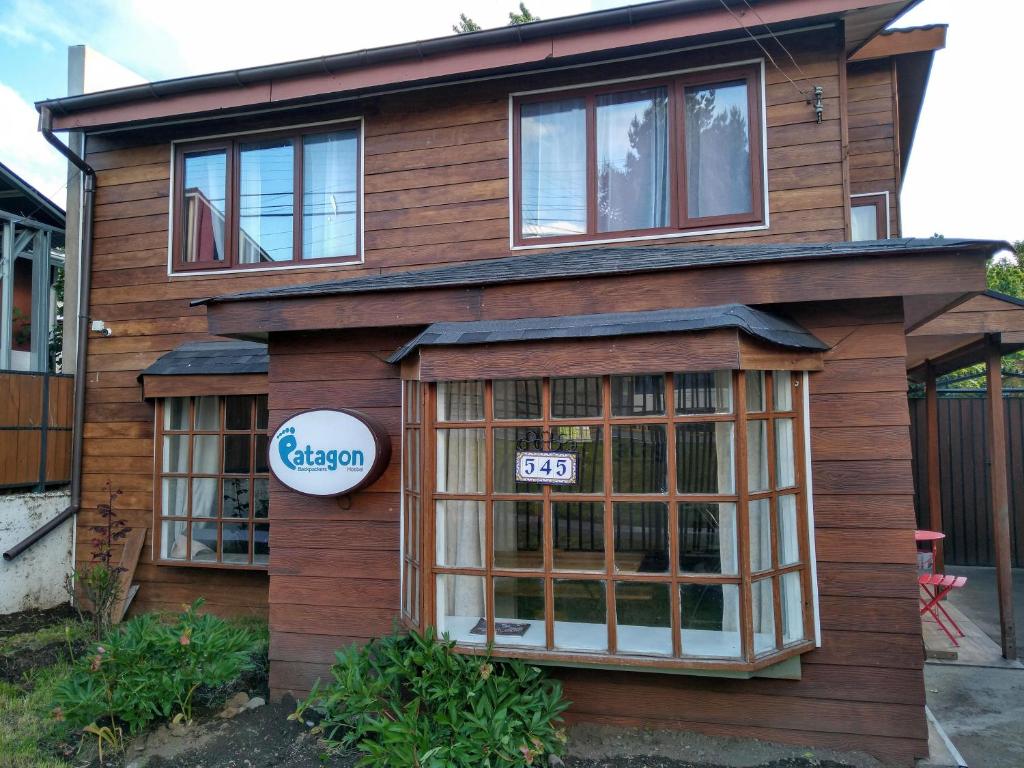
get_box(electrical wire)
[739,0,814,82]
[716,0,811,101]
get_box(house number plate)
[515,451,577,485]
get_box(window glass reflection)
[238,139,293,263]
[684,79,752,219]
[678,502,737,575]
[520,99,587,238]
[676,422,734,494]
[182,150,227,264]
[613,502,669,574]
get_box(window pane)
[553,426,603,493]
[493,577,546,647]
[161,478,188,518]
[553,502,604,571]
[223,477,251,518]
[674,371,732,415]
[745,371,765,413]
[851,203,879,241]
[676,422,734,494]
[222,522,250,564]
[225,395,253,430]
[494,501,543,570]
[255,395,269,430]
[191,477,219,518]
[554,580,607,652]
[435,500,485,568]
[163,436,188,474]
[493,427,542,494]
[749,498,771,573]
[752,578,777,654]
[190,521,217,562]
[520,98,587,238]
[253,478,270,519]
[303,129,358,259]
[162,519,187,560]
[254,523,270,566]
[193,435,220,473]
[613,502,668,574]
[684,79,752,218]
[493,379,542,420]
[436,429,485,493]
[612,425,666,493]
[680,583,741,658]
[678,502,737,575]
[163,398,189,431]
[611,374,665,416]
[195,396,219,430]
[437,381,484,421]
[238,139,294,263]
[551,377,602,418]
[781,571,805,644]
[596,88,670,232]
[223,434,251,474]
[182,150,227,264]
[615,582,671,655]
[775,418,796,489]
[747,420,769,493]
[777,494,799,566]
[255,434,269,474]
[436,574,486,644]
[773,371,793,411]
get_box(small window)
[156,395,270,568]
[514,65,764,246]
[173,123,360,271]
[850,193,889,241]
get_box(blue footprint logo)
[277,426,297,469]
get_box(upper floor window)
[173,122,361,272]
[513,65,764,246]
[849,193,889,241]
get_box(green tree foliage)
[453,4,539,34]
[987,240,1024,299]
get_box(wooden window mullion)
[601,375,616,655]
[665,372,682,657]
[484,380,495,646]
[542,378,555,651]
[735,370,754,662]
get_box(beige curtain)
[715,423,739,632]
[436,427,485,621]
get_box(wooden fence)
[0,370,74,490]
[910,395,1024,567]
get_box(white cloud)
[0,83,68,209]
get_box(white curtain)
[436,428,485,620]
[781,572,804,643]
[303,131,357,259]
[520,98,587,237]
[684,80,752,218]
[715,424,739,633]
[775,418,796,488]
[164,396,220,560]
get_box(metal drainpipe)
[2,108,94,561]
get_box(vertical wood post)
[986,334,1017,659]
[925,364,944,571]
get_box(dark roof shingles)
[139,340,268,378]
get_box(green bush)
[297,628,570,767]
[52,599,261,734]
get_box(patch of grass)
[0,662,76,768]
[0,619,88,657]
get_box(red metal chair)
[918,573,967,646]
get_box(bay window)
[402,370,814,671]
[155,394,270,568]
[173,122,361,272]
[514,64,764,246]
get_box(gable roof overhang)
[0,161,66,232]
[38,0,920,133]
[848,25,947,181]
[194,238,1007,341]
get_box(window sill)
[510,220,769,251]
[446,639,814,678]
[168,255,363,277]
[155,558,269,572]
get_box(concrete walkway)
[923,566,1024,767]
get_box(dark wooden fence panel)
[910,396,1024,567]
[0,370,74,490]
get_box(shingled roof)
[387,304,828,363]
[139,340,268,378]
[194,238,1009,307]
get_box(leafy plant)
[65,482,129,640]
[52,599,261,735]
[296,628,569,767]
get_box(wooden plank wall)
[847,59,902,236]
[78,30,848,618]
[265,298,927,766]
[0,372,73,487]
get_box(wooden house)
[31,1,1009,763]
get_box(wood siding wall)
[78,31,850,617]
[264,298,926,766]
[847,59,902,236]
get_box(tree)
[987,240,1024,299]
[453,4,539,34]
[452,13,481,34]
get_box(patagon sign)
[269,409,391,496]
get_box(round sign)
[268,409,391,496]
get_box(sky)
[0,0,1020,244]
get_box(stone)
[245,696,266,710]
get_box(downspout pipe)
[3,108,94,561]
